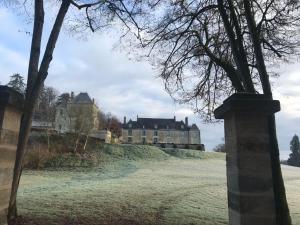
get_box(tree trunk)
[26,0,44,95]
[268,114,292,225]
[74,134,81,154]
[46,128,50,151]
[8,0,71,220]
[83,134,89,152]
[242,1,292,224]
[217,0,255,93]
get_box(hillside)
[16,145,300,225]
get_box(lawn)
[16,145,300,225]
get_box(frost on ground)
[16,145,300,225]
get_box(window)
[154,130,158,136]
[128,137,132,143]
[128,129,132,136]
[181,125,184,129]
[59,124,62,130]
[154,137,158,144]
[142,130,146,136]
[142,137,146,144]
[60,109,63,115]
[129,124,132,128]
[154,124,158,129]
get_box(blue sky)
[0,5,300,156]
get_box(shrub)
[213,144,225,153]
[197,145,204,151]
[44,153,97,168]
[24,144,55,169]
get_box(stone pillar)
[214,93,280,225]
[0,86,24,225]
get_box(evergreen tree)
[7,73,25,94]
[56,93,70,106]
[287,135,300,167]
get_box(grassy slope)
[17,145,300,225]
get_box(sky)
[0,5,300,157]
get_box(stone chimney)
[71,91,74,99]
[124,116,127,124]
[174,116,176,121]
[92,98,95,104]
[185,117,188,126]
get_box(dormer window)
[129,124,132,128]
[154,124,158,129]
[143,125,145,129]
[181,125,184,129]
[166,125,169,129]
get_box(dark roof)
[122,117,199,131]
[190,124,199,130]
[71,92,93,104]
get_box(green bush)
[44,153,97,168]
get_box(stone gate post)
[214,93,280,225]
[0,86,24,225]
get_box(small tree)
[213,143,225,153]
[107,116,122,139]
[7,73,25,94]
[98,110,108,130]
[34,86,58,149]
[71,106,94,153]
[287,135,300,167]
[98,112,121,139]
[56,92,70,106]
[3,0,141,219]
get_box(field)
[16,145,300,225]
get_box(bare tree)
[71,105,95,153]
[121,1,300,224]
[126,0,299,120]
[2,0,142,220]
[98,111,122,139]
[107,115,122,138]
[98,110,108,130]
[34,86,58,149]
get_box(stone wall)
[122,129,195,144]
[0,86,23,225]
[189,130,201,145]
[55,102,99,134]
[89,130,111,143]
